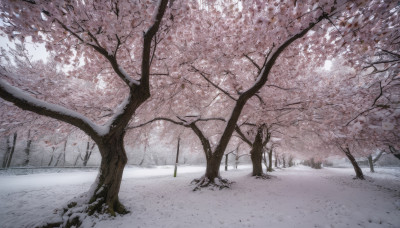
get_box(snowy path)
[0,165,399,228]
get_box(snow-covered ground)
[0,165,399,228]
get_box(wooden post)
[173,137,180,177]
[225,154,228,171]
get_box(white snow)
[0,165,399,228]
[0,79,109,136]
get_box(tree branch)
[243,54,261,72]
[0,78,101,139]
[234,125,252,146]
[190,66,237,101]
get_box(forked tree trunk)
[204,154,224,181]
[368,155,374,173]
[344,147,364,180]
[87,132,128,216]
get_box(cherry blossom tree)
[235,123,271,177]
[0,0,171,224]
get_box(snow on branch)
[0,78,107,137]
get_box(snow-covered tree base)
[36,187,129,228]
[191,176,234,191]
[267,168,275,172]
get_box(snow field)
[0,165,399,228]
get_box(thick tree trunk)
[192,152,232,190]
[86,132,128,216]
[204,155,223,181]
[368,155,374,173]
[344,148,364,180]
[267,149,273,172]
[250,130,263,176]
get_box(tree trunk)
[23,130,32,166]
[192,152,231,190]
[54,153,63,167]
[6,132,17,168]
[2,137,11,168]
[204,155,223,181]
[263,151,267,172]
[74,154,80,166]
[86,132,128,216]
[225,154,228,171]
[274,152,278,168]
[250,129,263,176]
[48,147,55,167]
[83,141,95,167]
[368,155,374,173]
[62,139,67,167]
[174,137,180,177]
[344,148,364,180]
[267,149,273,172]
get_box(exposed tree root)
[266,168,275,172]
[253,173,274,180]
[191,176,234,191]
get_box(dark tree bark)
[368,155,374,173]
[23,130,32,166]
[225,154,228,171]
[86,131,128,216]
[235,124,271,177]
[282,154,286,168]
[174,137,180,177]
[6,132,17,168]
[388,145,400,159]
[250,130,263,176]
[274,152,278,168]
[267,148,273,172]
[2,137,11,168]
[343,147,364,180]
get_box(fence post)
[173,137,180,177]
